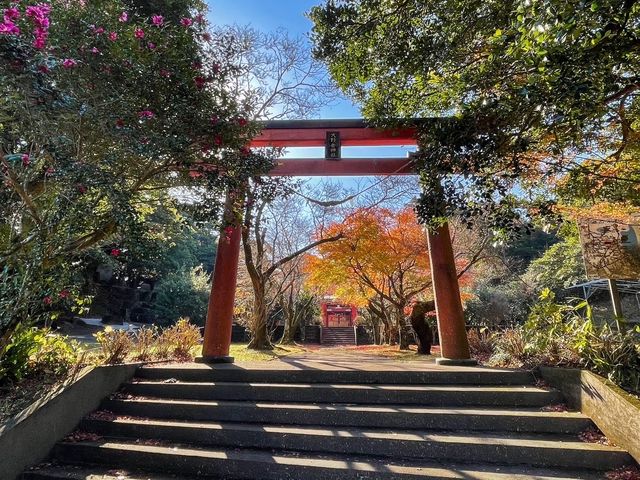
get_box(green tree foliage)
[0,0,271,345]
[523,233,586,294]
[152,266,209,325]
[310,0,640,234]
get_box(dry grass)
[228,344,307,362]
[323,344,438,361]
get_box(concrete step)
[122,380,563,406]
[102,397,592,434]
[80,418,632,469]
[23,465,186,480]
[135,365,537,385]
[48,440,612,479]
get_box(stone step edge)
[134,367,536,385]
[50,441,609,480]
[81,417,611,449]
[103,397,583,415]
[125,381,552,392]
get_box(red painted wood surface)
[269,158,415,176]
[201,199,242,360]
[250,127,418,148]
[427,223,472,360]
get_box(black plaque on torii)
[325,131,341,160]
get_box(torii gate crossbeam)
[199,119,474,366]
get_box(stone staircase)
[23,365,636,480]
[322,326,356,345]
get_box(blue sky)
[207,1,416,171]
[208,0,360,119]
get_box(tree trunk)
[280,300,297,345]
[247,286,273,350]
[280,325,295,344]
[397,306,412,350]
[410,301,435,355]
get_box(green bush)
[489,289,640,394]
[523,234,586,295]
[465,280,533,326]
[153,267,210,325]
[0,326,81,383]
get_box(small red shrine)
[321,302,358,328]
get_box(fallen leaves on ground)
[540,403,569,412]
[579,426,611,445]
[606,466,640,480]
[64,430,102,442]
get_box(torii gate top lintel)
[249,118,420,176]
[250,118,418,148]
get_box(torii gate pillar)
[198,191,242,363]
[427,223,475,365]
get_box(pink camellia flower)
[119,11,128,22]
[62,58,77,69]
[237,117,248,127]
[194,76,206,89]
[151,15,163,26]
[45,166,55,175]
[134,28,144,39]
[201,32,211,42]
[110,248,121,257]
[194,13,205,24]
[43,296,52,305]
[108,31,117,41]
[26,4,51,18]
[147,42,156,50]
[93,26,105,35]
[59,289,70,299]
[180,17,192,27]
[38,64,49,74]
[0,21,20,35]
[91,47,100,55]
[21,154,30,166]
[33,36,46,49]
[159,69,171,78]
[213,135,222,146]
[138,110,154,119]
[4,7,20,20]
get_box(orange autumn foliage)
[305,207,474,309]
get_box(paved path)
[150,349,518,373]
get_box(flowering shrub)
[0,0,273,350]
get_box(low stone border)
[539,366,640,463]
[0,363,140,480]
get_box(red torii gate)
[200,119,474,366]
